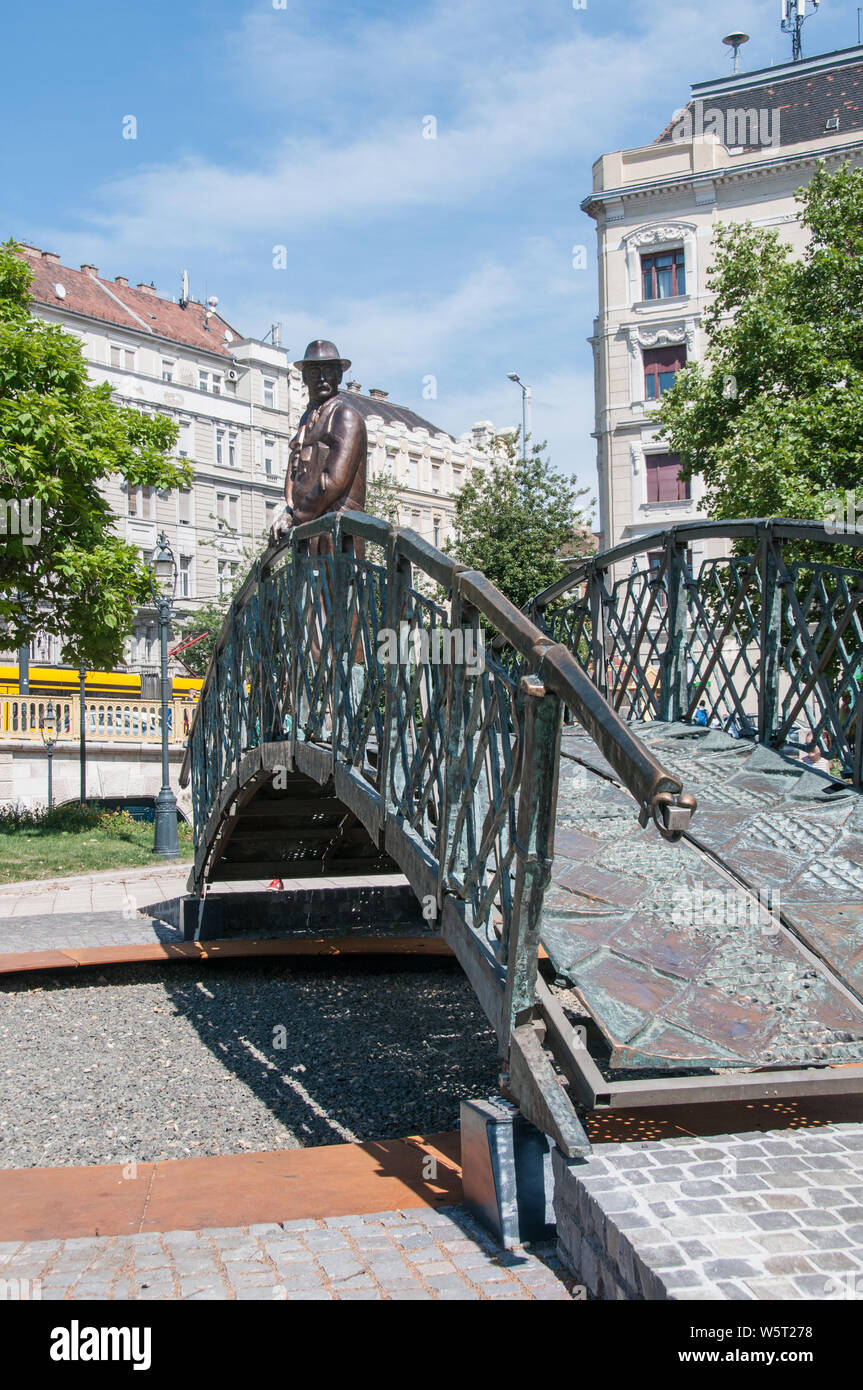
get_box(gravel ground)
[0,959,500,1168]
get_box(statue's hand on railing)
[268,506,294,548]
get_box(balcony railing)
[0,695,194,744]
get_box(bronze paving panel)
[543,724,863,1073]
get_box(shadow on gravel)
[0,958,499,1165]
[157,956,499,1146]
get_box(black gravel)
[0,959,499,1168]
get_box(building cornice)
[582,138,863,219]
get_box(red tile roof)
[17,245,241,359]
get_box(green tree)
[657,162,863,524]
[173,519,269,677]
[366,462,401,526]
[446,433,593,610]
[0,239,192,667]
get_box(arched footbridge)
[180,515,863,1156]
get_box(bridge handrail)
[179,510,693,835]
[529,517,863,612]
[521,517,863,786]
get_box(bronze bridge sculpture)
[180,515,863,1156]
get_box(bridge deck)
[544,724,863,1075]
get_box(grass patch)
[0,804,193,883]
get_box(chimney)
[345,380,363,394]
[41,251,60,264]
[137,282,157,296]
[369,388,389,400]
[115,275,129,288]
[80,263,98,276]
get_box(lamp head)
[150,531,177,602]
[40,701,57,742]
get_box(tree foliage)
[657,162,863,524]
[446,433,593,610]
[0,239,192,667]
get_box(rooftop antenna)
[723,30,750,73]
[179,269,189,309]
[781,0,821,63]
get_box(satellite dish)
[207,295,219,310]
[723,31,750,72]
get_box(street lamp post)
[78,666,87,806]
[506,372,532,461]
[149,532,179,859]
[40,701,57,810]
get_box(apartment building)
[583,42,863,568]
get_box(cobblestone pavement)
[0,911,183,953]
[0,1207,576,1301]
[0,863,191,921]
[555,1123,863,1300]
[0,869,410,952]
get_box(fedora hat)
[294,340,351,371]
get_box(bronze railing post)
[500,674,563,1051]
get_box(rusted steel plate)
[544,723,863,1072]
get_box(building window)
[263,378,276,408]
[263,437,276,475]
[177,417,193,458]
[216,492,239,529]
[177,489,192,525]
[409,457,419,488]
[161,359,174,382]
[641,248,686,300]
[218,559,239,597]
[431,464,440,494]
[433,516,441,547]
[178,555,193,598]
[212,373,222,396]
[228,432,237,468]
[128,485,155,519]
[644,346,686,401]
[215,429,225,465]
[110,344,135,370]
[265,500,279,531]
[645,453,690,504]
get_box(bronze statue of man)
[270,340,367,556]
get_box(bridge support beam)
[459,1097,556,1248]
[660,535,689,722]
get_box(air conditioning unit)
[227,368,239,382]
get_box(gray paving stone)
[702,1259,758,1280]
[762,1253,817,1276]
[750,1211,801,1231]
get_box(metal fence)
[528,520,863,784]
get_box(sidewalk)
[0,1209,574,1301]
[0,1136,576,1301]
[0,864,409,921]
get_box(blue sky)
[2,0,859,508]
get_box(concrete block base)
[460,1097,555,1248]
